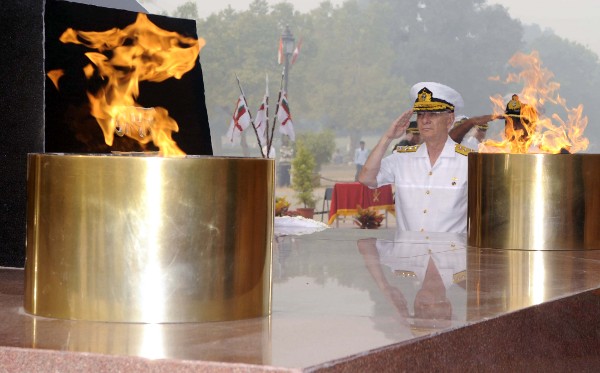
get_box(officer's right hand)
[385,110,413,140]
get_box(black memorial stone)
[0,0,213,267]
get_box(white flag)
[277,91,295,141]
[226,95,251,145]
[254,79,269,144]
[290,38,302,65]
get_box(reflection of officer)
[358,231,467,336]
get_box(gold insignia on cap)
[507,94,521,111]
[505,94,524,118]
[413,87,455,112]
[419,88,432,103]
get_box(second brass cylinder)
[468,153,600,250]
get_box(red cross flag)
[277,92,295,141]
[226,95,251,145]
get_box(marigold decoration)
[354,205,385,229]
[275,197,291,217]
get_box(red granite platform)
[1,229,600,371]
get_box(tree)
[196,1,284,156]
[182,0,599,155]
[370,0,524,114]
[296,129,336,171]
[172,2,198,20]
[293,1,408,150]
[291,141,317,208]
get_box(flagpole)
[235,73,265,158]
[264,73,270,155]
[267,68,285,156]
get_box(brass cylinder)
[24,315,272,363]
[468,153,600,250]
[25,154,274,323]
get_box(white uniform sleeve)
[376,153,398,187]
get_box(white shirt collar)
[415,136,456,158]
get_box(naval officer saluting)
[358,82,471,233]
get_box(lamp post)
[278,26,295,187]
[281,25,295,94]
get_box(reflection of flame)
[48,13,205,156]
[481,51,589,154]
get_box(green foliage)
[172,2,198,19]
[291,141,317,208]
[295,130,336,171]
[174,0,600,152]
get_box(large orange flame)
[481,51,588,154]
[48,13,206,156]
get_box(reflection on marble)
[358,232,467,336]
[1,228,600,370]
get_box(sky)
[141,0,600,56]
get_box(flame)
[480,51,589,154]
[53,13,206,156]
[47,69,65,89]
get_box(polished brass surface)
[25,154,274,323]
[468,153,600,250]
[27,315,272,363]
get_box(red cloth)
[328,183,394,225]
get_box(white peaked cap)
[410,82,464,113]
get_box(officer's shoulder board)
[393,144,420,154]
[455,144,473,156]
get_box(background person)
[448,114,501,145]
[462,123,489,150]
[354,140,369,181]
[451,116,490,151]
[392,120,422,152]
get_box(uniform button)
[429,171,433,176]
[420,228,424,232]
[423,209,427,214]
[426,190,430,195]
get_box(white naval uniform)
[377,136,470,233]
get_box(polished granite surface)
[1,228,600,370]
